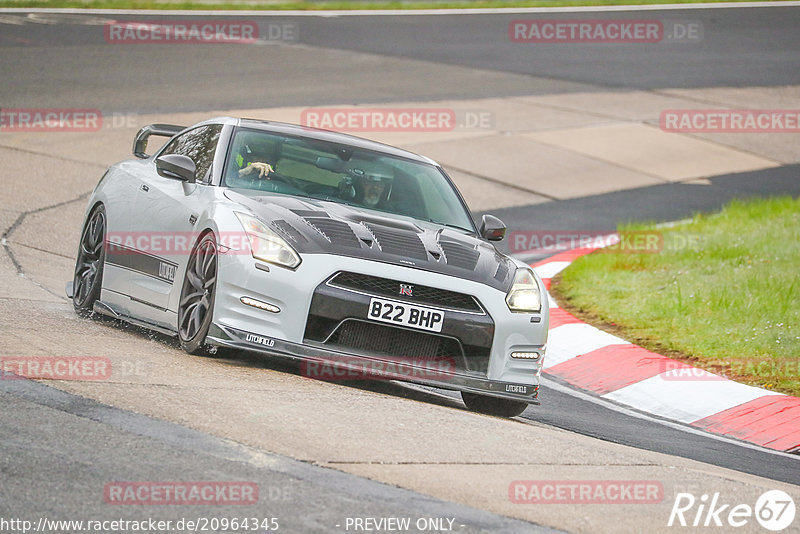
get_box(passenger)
[231,139,274,180]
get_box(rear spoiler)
[132,123,185,158]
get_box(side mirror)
[480,214,506,241]
[156,154,196,183]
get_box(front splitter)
[207,323,540,404]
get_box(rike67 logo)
[668,490,795,531]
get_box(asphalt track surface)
[1,5,799,532]
[491,164,800,261]
[0,377,552,534]
[1,5,799,112]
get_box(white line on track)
[400,376,799,460]
[541,375,800,460]
[604,372,784,424]
[1,1,799,17]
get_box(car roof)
[231,117,439,166]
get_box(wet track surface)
[1,5,799,533]
[0,375,555,533]
[1,6,798,111]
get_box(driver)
[353,167,394,208]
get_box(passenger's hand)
[239,162,273,179]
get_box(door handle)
[140,184,149,192]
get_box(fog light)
[240,297,280,313]
[511,352,541,360]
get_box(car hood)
[225,189,515,292]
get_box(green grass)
[0,0,788,11]
[552,196,800,396]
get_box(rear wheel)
[461,392,529,417]
[178,233,218,354]
[73,206,106,315]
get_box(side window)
[160,125,222,183]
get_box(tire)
[177,232,219,355]
[461,391,529,417]
[73,205,106,315]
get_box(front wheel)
[461,392,529,417]
[73,205,106,315]
[178,232,218,354]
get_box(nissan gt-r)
[69,117,549,417]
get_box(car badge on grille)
[399,284,413,297]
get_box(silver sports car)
[70,117,548,417]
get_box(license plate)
[367,297,445,333]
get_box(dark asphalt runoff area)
[486,164,800,261]
[1,6,798,112]
[310,373,800,487]
[0,378,555,533]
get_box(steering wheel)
[265,170,294,186]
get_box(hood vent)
[272,220,308,244]
[494,258,509,282]
[439,239,480,271]
[365,223,428,261]
[305,217,360,248]
[292,209,329,218]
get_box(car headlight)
[506,267,541,313]
[235,212,301,269]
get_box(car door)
[97,164,141,298]
[126,124,223,312]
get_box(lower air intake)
[328,319,464,362]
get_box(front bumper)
[208,252,548,401]
[304,273,495,375]
[207,323,540,403]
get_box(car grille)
[328,271,483,313]
[327,319,465,361]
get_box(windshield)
[223,127,475,233]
